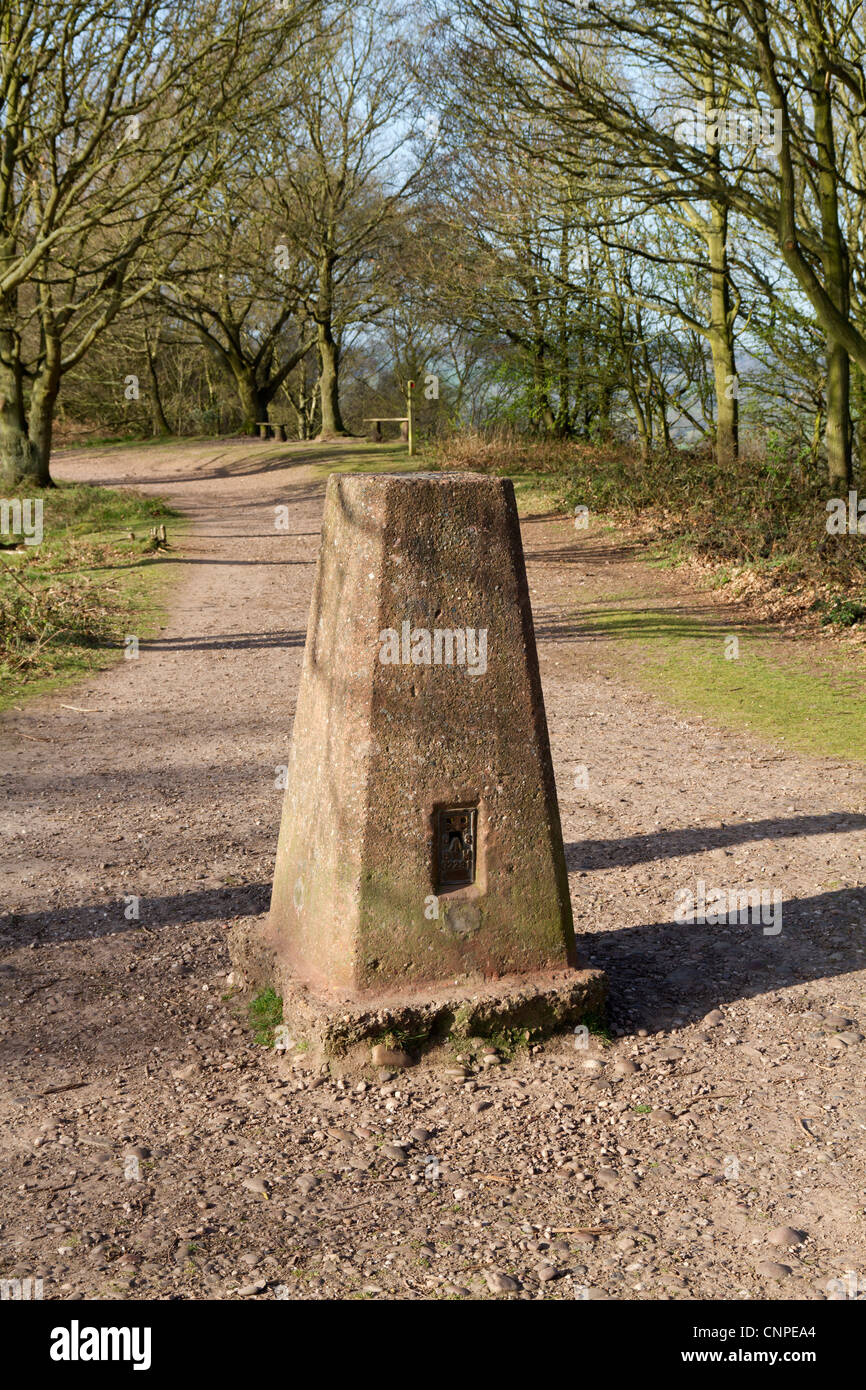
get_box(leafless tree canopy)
[3,0,866,485]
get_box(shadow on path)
[589,884,866,1030]
[2,875,863,1033]
[565,813,866,870]
[0,882,272,946]
[139,630,306,653]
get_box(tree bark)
[825,340,851,490]
[555,219,571,436]
[315,254,348,438]
[144,328,171,436]
[233,367,267,435]
[706,205,739,467]
[814,73,852,489]
[28,334,62,483]
[316,323,345,436]
[0,276,46,486]
[530,338,555,433]
[851,364,866,478]
[624,365,651,462]
[597,383,613,439]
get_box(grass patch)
[371,1025,431,1053]
[248,988,283,1047]
[423,430,866,762]
[0,481,182,710]
[316,437,560,509]
[471,1026,531,1061]
[62,434,153,449]
[420,434,565,515]
[578,601,866,761]
[306,440,419,481]
[583,1011,613,1045]
[502,470,563,516]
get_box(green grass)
[248,988,283,1047]
[0,481,183,711]
[501,470,563,515]
[307,439,419,481]
[418,431,866,764]
[62,434,158,449]
[585,1012,613,1044]
[370,1025,431,1053]
[450,1026,530,1062]
[417,438,564,515]
[577,600,866,762]
[319,441,562,509]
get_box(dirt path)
[1,440,865,1302]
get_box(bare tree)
[453,0,866,484]
[268,0,431,437]
[157,190,317,434]
[0,0,312,485]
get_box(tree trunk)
[234,367,267,435]
[555,219,571,436]
[0,359,40,487]
[625,373,650,462]
[706,205,738,467]
[315,255,347,438]
[299,380,308,440]
[851,365,866,479]
[656,389,672,451]
[0,280,46,486]
[316,323,346,436]
[530,338,555,433]
[814,76,852,489]
[28,336,62,483]
[596,384,612,439]
[825,339,851,490]
[811,404,824,471]
[144,329,171,436]
[295,374,309,439]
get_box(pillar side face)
[268,477,386,993]
[269,471,577,1000]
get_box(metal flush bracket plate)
[436,806,477,890]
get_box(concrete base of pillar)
[230,918,606,1069]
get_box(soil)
[1,439,864,1301]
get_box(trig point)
[232,471,605,1061]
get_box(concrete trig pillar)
[232,471,605,1060]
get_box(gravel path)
[1,439,864,1301]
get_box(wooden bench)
[256,422,288,441]
[363,416,409,443]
